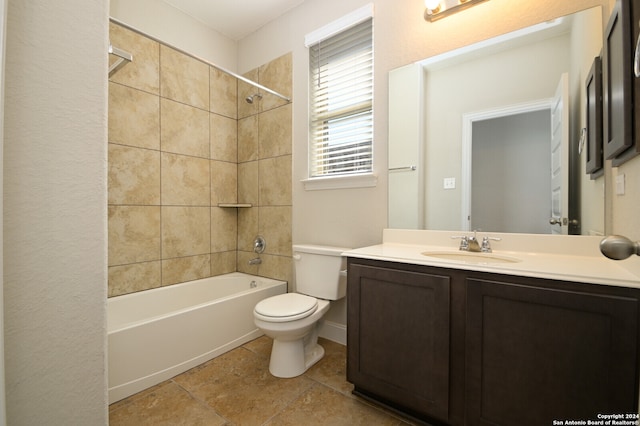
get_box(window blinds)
[309,18,373,177]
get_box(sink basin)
[421,250,521,264]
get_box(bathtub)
[108,272,287,404]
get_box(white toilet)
[253,244,349,378]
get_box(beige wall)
[110,0,237,72]
[108,23,293,296]
[4,0,108,424]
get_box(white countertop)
[343,229,640,289]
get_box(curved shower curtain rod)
[108,43,133,77]
[108,17,292,103]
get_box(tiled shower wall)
[108,22,292,297]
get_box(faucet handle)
[481,236,501,252]
[451,235,469,251]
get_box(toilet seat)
[254,293,318,322]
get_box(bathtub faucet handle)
[254,235,266,254]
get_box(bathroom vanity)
[345,230,640,426]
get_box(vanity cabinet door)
[465,278,639,426]
[347,262,451,422]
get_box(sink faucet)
[467,232,481,252]
[452,231,501,252]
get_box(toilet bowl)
[254,294,330,378]
[253,244,349,378]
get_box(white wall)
[4,1,108,424]
[110,0,237,72]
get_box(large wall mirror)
[388,6,605,236]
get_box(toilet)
[253,244,349,378]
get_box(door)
[549,73,570,234]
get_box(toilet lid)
[254,293,318,322]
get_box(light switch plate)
[443,177,456,189]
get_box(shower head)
[245,93,262,104]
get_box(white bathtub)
[108,272,287,404]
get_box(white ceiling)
[162,0,306,41]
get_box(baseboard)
[318,320,346,345]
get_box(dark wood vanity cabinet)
[346,260,452,423]
[346,258,640,426]
[466,277,639,426]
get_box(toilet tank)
[293,244,350,300]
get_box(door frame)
[460,99,552,231]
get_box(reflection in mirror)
[388,6,605,236]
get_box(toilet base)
[269,337,325,378]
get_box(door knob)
[549,218,562,225]
[600,235,640,260]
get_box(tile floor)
[109,336,418,425]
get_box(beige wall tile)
[259,155,292,206]
[108,144,160,205]
[259,206,292,256]
[256,254,292,285]
[210,67,237,119]
[211,207,237,252]
[237,208,259,252]
[259,53,292,112]
[108,261,161,297]
[162,206,211,258]
[211,251,237,276]
[160,45,209,110]
[238,115,258,162]
[211,161,237,205]
[161,98,210,158]
[259,104,292,158]
[109,22,160,94]
[238,161,258,205]
[236,250,260,275]
[210,114,237,162]
[109,82,160,150]
[107,26,295,296]
[108,206,161,266]
[162,254,211,286]
[161,153,210,206]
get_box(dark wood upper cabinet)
[603,0,632,158]
[585,55,603,176]
[604,0,638,165]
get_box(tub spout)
[249,257,262,265]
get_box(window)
[307,12,373,185]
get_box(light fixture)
[424,0,489,22]
[425,0,441,14]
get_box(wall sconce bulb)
[424,0,489,22]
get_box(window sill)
[302,173,378,191]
